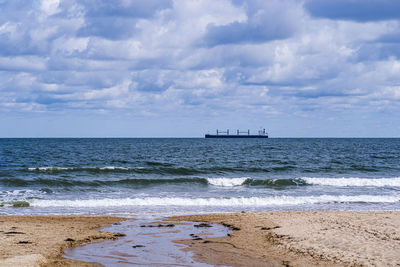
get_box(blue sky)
[0,0,399,137]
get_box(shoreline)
[0,216,128,266]
[1,211,399,266]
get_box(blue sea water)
[1,138,400,216]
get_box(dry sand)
[172,211,400,267]
[0,216,126,266]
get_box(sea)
[1,138,400,217]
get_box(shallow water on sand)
[64,219,231,266]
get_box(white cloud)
[40,0,61,16]
[0,56,47,71]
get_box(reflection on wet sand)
[64,219,231,266]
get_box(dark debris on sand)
[17,241,32,244]
[194,223,212,228]
[140,224,175,228]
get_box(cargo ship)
[205,129,268,138]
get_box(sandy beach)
[172,211,400,267]
[1,211,399,266]
[0,216,127,266]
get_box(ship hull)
[205,134,268,138]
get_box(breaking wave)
[207,177,249,187]
[29,195,400,208]
[6,177,399,188]
[1,177,304,188]
[301,177,400,187]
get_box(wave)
[27,166,201,175]
[207,177,249,187]
[26,165,393,176]
[28,195,400,208]
[245,179,306,186]
[26,166,276,175]
[0,189,48,205]
[301,177,400,187]
[28,167,72,171]
[145,161,174,167]
[0,177,208,187]
[4,176,400,188]
[28,166,139,172]
[1,177,303,188]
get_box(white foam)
[1,189,41,197]
[28,166,134,171]
[0,189,47,204]
[29,195,400,208]
[100,166,129,170]
[302,177,400,187]
[28,167,70,171]
[206,177,248,187]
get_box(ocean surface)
[1,138,400,217]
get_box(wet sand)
[64,219,231,266]
[172,211,400,267]
[1,211,400,266]
[0,216,127,266]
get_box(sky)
[0,0,399,137]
